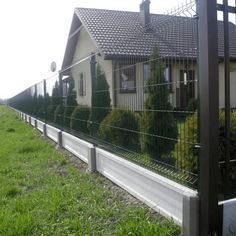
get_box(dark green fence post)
[223,0,231,200]
[198,0,220,235]
[90,53,97,137]
[34,84,37,117]
[59,73,64,130]
[43,79,47,123]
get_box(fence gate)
[198,0,236,235]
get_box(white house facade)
[61,1,236,110]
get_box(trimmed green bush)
[187,98,198,112]
[173,111,236,194]
[54,105,65,126]
[140,48,178,162]
[63,78,77,128]
[47,105,56,122]
[172,113,198,173]
[70,106,91,134]
[219,111,236,196]
[98,109,140,151]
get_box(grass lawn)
[0,106,180,236]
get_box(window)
[179,70,195,109]
[119,64,136,93]
[143,64,172,92]
[79,73,86,96]
[164,66,172,91]
[143,63,150,92]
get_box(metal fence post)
[59,73,64,130]
[223,0,231,200]
[90,53,97,137]
[33,84,37,116]
[198,0,220,235]
[43,79,47,123]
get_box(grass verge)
[0,106,180,235]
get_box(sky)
[0,0,235,99]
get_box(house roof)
[61,7,236,70]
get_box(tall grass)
[0,106,180,235]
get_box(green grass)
[0,106,180,236]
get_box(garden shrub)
[187,98,198,112]
[47,81,61,122]
[63,78,77,128]
[140,48,178,162]
[70,106,91,134]
[219,111,236,196]
[54,105,65,126]
[47,105,56,122]
[37,107,45,119]
[172,113,198,173]
[88,63,111,135]
[173,111,236,194]
[98,109,140,151]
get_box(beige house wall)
[115,62,199,110]
[219,62,236,108]
[70,27,236,110]
[115,62,146,111]
[70,27,113,107]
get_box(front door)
[179,70,195,110]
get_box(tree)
[54,104,65,126]
[63,78,77,128]
[88,63,111,135]
[47,81,60,122]
[140,48,178,163]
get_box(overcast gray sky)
[0,0,234,99]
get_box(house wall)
[219,62,236,108]
[70,27,113,106]
[71,27,236,110]
[170,62,236,109]
[115,62,147,111]
[113,61,236,111]
[170,63,198,108]
[115,62,198,111]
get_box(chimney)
[139,0,151,27]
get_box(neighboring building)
[61,0,236,110]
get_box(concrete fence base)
[219,198,236,236]
[57,131,63,148]
[16,111,199,236]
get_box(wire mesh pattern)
[217,0,236,200]
[8,0,200,189]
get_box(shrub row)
[60,105,177,160]
[173,111,236,194]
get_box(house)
[61,0,236,110]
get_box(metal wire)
[8,1,201,189]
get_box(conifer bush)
[140,48,178,162]
[173,111,236,194]
[172,113,198,173]
[54,105,65,126]
[99,109,140,151]
[47,81,61,122]
[70,106,91,134]
[88,63,111,135]
[187,98,198,112]
[63,78,77,128]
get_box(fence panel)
[8,0,200,190]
